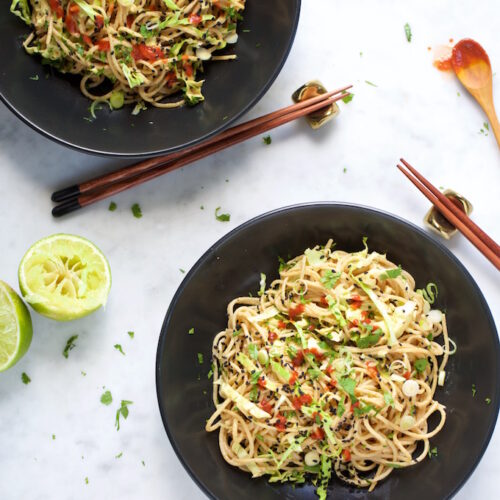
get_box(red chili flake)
[310,427,325,440]
[95,15,104,31]
[188,13,202,26]
[97,39,110,52]
[260,399,273,414]
[342,449,351,462]
[288,303,305,321]
[277,320,287,330]
[268,331,278,343]
[288,370,298,386]
[291,393,312,410]
[291,351,305,367]
[274,413,287,431]
[257,377,267,389]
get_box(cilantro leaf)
[21,372,31,384]
[338,376,357,402]
[414,358,428,372]
[115,452,123,459]
[197,352,204,364]
[472,384,476,397]
[485,398,491,405]
[428,446,438,458]
[247,343,258,361]
[321,270,341,289]
[365,80,378,87]
[341,93,354,104]
[63,335,78,358]
[128,331,134,339]
[384,391,395,408]
[215,206,230,222]
[115,400,133,431]
[188,327,195,335]
[355,329,382,348]
[337,399,345,417]
[353,402,374,417]
[100,390,113,406]
[263,135,272,145]
[379,266,402,280]
[108,201,117,211]
[131,203,142,218]
[114,344,125,355]
[404,23,412,42]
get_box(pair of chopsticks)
[398,159,500,270]
[51,85,352,216]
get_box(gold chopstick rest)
[292,81,340,129]
[424,189,473,239]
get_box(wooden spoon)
[451,38,500,148]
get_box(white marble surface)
[1,1,499,499]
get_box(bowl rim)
[0,0,301,158]
[155,201,500,500]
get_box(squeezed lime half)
[0,280,33,372]
[18,234,111,321]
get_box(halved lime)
[18,234,111,321]
[0,280,33,372]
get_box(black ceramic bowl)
[0,1,300,157]
[156,203,499,500]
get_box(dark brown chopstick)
[52,89,351,217]
[397,159,500,270]
[51,85,352,204]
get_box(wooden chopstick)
[52,90,350,217]
[397,159,500,270]
[51,85,352,203]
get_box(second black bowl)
[156,203,499,500]
[0,1,300,157]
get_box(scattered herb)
[85,477,89,485]
[215,206,230,222]
[384,391,395,408]
[355,329,383,348]
[131,203,142,218]
[127,331,134,339]
[337,399,345,417]
[321,270,341,289]
[81,371,87,376]
[200,205,204,210]
[343,167,347,173]
[248,343,259,361]
[197,352,204,364]
[101,390,113,406]
[115,452,123,459]
[179,268,185,274]
[417,283,438,304]
[108,201,117,211]
[21,372,31,384]
[188,327,195,335]
[404,23,412,42]
[428,446,438,458]
[141,460,146,466]
[353,403,374,417]
[379,266,402,280]
[115,400,133,431]
[263,135,272,145]
[485,398,491,405]
[114,344,125,355]
[338,376,357,402]
[472,384,476,397]
[207,366,214,379]
[52,434,56,440]
[426,333,433,341]
[63,335,78,358]
[30,74,39,80]
[365,80,378,87]
[484,122,490,131]
[414,358,428,372]
[258,273,266,296]
[341,93,354,104]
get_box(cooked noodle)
[206,239,452,497]
[11,0,245,109]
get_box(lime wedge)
[18,234,111,321]
[0,280,33,372]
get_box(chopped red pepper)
[319,295,329,307]
[183,63,193,77]
[350,401,360,414]
[310,427,325,440]
[291,393,312,410]
[260,398,273,414]
[268,331,278,343]
[65,14,79,35]
[188,13,202,26]
[342,449,352,462]
[403,370,411,380]
[325,364,334,376]
[349,319,359,329]
[165,71,177,88]
[82,34,93,46]
[274,413,287,431]
[68,3,80,14]
[95,15,104,31]
[97,39,111,52]
[277,320,287,330]
[291,350,305,367]
[132,44,164,62]
[49,0,64,18]
[308,324,315,331]
[304,348,325,362]
[126,14,135,28]
[350,295,363,309]
[257,376,267,389]
[288,370,298,386]
[366,362,378,381]
[288,303,305,321]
